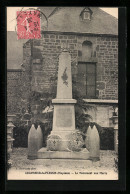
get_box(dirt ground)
[7,148,118,180]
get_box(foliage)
[7,160,12,169]
[13,71,96,148]
[13,81,114,150]
[72,76,95,132]
[114,153,118,172]
[13,126,29,147]
[7,153,12,169]
[80,124,114,150]
[13,72,103,148]
[99,127,114,150]
[13,122,52,148]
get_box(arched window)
[82,41,93,59]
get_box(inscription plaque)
[56,108,72,127]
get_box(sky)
[100,8,118,18]
[7,7,118,31]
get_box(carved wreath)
[61,67,68,86]
[47,135,62,151]
[67,131,84,151]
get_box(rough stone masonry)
[7,32,118,114]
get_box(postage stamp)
[17,10,41,39]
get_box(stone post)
[7,115,15,152]
[28,124,38,159]
[37,125,43,150]
[113,116,118,153]
[7,122,15,153]
[89,125,100,161]
[7,115,15,168]
[85,126,91,151]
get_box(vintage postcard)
[7,6,120,181]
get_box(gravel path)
[8,148,118,180]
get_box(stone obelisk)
[47,49,77,151]
[37,48,90,159]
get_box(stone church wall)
[31,32,118,100]
[7,32,118,116]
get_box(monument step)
[37,147,90,160]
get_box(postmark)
[17,10,41,39]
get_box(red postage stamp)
[17,10,41,39]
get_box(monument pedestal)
[47,99,77,151]
[38,147,90,160]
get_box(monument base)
[37,147,90,160]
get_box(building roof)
[7,31,27,69]
[47,7,118,35]
[7,7,118,70]
[39,7,56,18]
